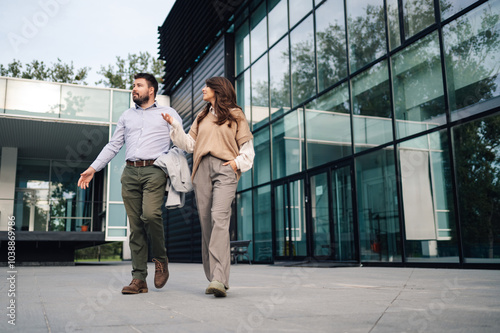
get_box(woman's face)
[202,85,216,104]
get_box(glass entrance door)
[309,164,356,261]
[274,178,307,259]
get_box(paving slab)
[1,262,499,332]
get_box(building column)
[0,147,18,231]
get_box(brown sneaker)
[152,258,169,289]
[121,279,148,294]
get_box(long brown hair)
[197,77,241,127]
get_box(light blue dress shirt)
[90,102,182,172]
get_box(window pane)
[453,113,500,263]
[316,0,347,91]
[236,70,251,128]
[392,32,445,139]
[60,85,110,122]
[305,82,352,168]
[236,19,250,75]
[347,0,387,72]
[269,37,291,119]
[253,185,272,262]
[356,148,401,262]
[399,131,458,263]
[289,0,312,28]
[311,173,331,257]
[291,14,315,107]
[253,127,271,185]
[5,79,60,118]
[237,168,252,191]
[272,109,304,179]
[237,190,254,261]
[268,0,288,46]
[251,2,268,62]
[108,203,127,227]
[440,0,480,20]
[112,91,131,122]
[403,0,435,39]
[444,1,500,121]
[352,61,392,152]
[251,55,269,129]
[387,0,401,50]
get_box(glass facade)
[233,0,500,265]
[0,77,132,241]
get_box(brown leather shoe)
[121,279,148,294]
[153,258,169,289]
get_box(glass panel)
[107,229,127,237]
[291,14,316,107]
[440,0,479,20]
[251,2,268,62]
[289,179,307,256]
[387,0,402,50]
[269,37,291,119]
[15,159,51,232]
[352,61,392,152]
[237,168,252,191]
[108,203,127,227]
[311,173,331,257]
[109,128,126,202]
[253,185,272,262]
[60,85,110,122]
[112,91,131,122]
[236,70,251,128]
[275,184,287,256]
[316,0,347,91]
[453,113,500,263]
[237,190,254,261]
[443,1,500,121]
[0,78,6,113]
[289,0,312,28]
[392,32,445,139]
[347,0,387,72]
[399,131,458,263]
[50,159,93,232]
[272,109,305,179]
[14,190,34,231]
[331,166,356,261]
[5,79,60,118]
[356,148,401,262]
[403,0,435,39]
[251,55,269,129]
[268,0,288,46]
[236,19,250,75]
[305,82,351,168]
[253,127,271,185]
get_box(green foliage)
[75,242,123,261]
[96,52,165,90]
[0,58,90,85]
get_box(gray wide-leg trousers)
[193,155,238,289]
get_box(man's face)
[132,78,152,105]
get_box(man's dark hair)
[134,73,158,97]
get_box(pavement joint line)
[35,274,52,333]
[368,268,415,333]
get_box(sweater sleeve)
[170,118,195,153]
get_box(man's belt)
[126,160,155,167]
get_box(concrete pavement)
[1,262,500,332]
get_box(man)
[78,73,182,294]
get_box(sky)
[0,0,176,87]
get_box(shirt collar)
[135,101,158,110]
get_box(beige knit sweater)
[189,108,253,179]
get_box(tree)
[0,58,90,85]
[96,52,165,91]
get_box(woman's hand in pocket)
[223,160,237,173]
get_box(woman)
[162,76,254,297]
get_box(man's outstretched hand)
[78,167,96,189]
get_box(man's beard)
[133,93,149,105]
